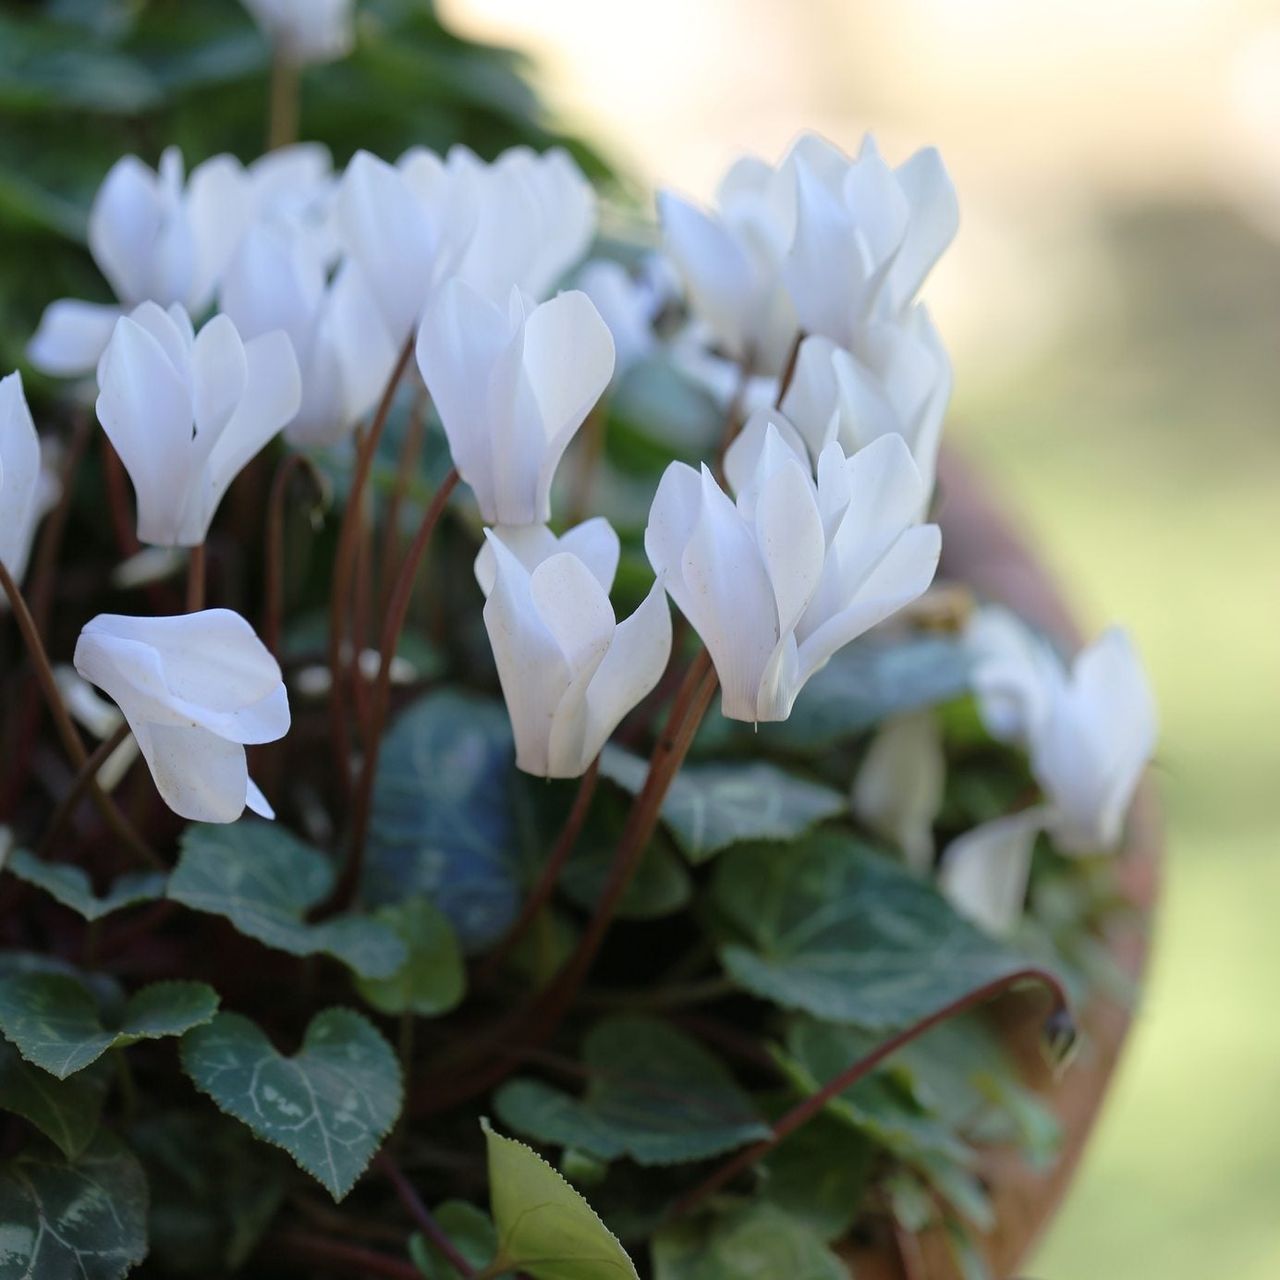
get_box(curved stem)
[328,337,416,796]
[377,1153,476,1278]
[263,452,326,657]
[0,560,160,870]
[774,329,805,410]
[37,720,133,858]
[378,388,429,618]
[476,756,601,986]
[329,467,459,914]
[669,965,1070,1220]
[185,544,206,613]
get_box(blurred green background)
[3,0,1277,1273]
[441,0,1280,1273]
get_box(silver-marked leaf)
[0,975,218,1079]
[714,833,1041,1030]
[0,1039,108,1159]
[354,898,465,1018]
[0,1133,148,1280]
[364,691,525,951]
[6,848,166,921]
[652,1203,846,1280]
[483,1120,639,1279]
[169,821,406,979]
[181,1008,402,1201]
[600,749,844,863]
[494,1015,769,1165]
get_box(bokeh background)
[436,0,1280,1275]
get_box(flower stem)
[328,337,416,799]
[37,720,133,858]
[0,559,160,869]
[377,1152,476,1278]
[264,452,326,657]
[669,965,1070,1220]
[185,544,206,612]
[329,467,459,914]
[378,387,429,618]
[774,329,805,409]
[267,1231,421,1280]
[475,756,602,986]
[266,52,300,151]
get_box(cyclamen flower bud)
[647,413,940,723]
[240,0,355,66]
[95,302,301,547]
[480,529,671,778]
[0,373,49,587]
[74,610,290,823]
[416,280,615,527]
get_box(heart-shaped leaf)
[600,750,845,863]
[169,821,406,979]
[0,1039,108,1159]
[5,847,166,921]
[494,1015,770,1165]
[181,1008,402,1201]
[354,898,465,1018]
[0,974,218,1079]
[0,1133,148,1280]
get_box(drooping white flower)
[575,259,661,382]
[480,531,671,778]
[74,610,290,823]
[647,413,940,722]
[95,303,301,546]
[939,808,1048,935]
[240,0,355,65]
[779,311,951,510]
[0,372,48,586]
[335,149,476,343]
[415,280,615,527]
[1032,628,1157,854]
[966,605,1064,746]
[852,709,945,873]
[29,148,250,377]
[220,224,395,447]
[53,666,140,792]
[447,145,596,303]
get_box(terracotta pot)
[839,449,1162,1279]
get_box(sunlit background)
[441,1,1280,1274]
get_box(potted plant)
[0,3,1158,1276]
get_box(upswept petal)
[89,156,163,306]
[191,314,248,444]
[723,410,810,514]
[183,153,251,311]
[474,519,620,596]
[939,809,1047,936]
[885,147,959,314]
[27,300,122,378]
[754,454,825,639]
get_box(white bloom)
[335,149,476,343]
[966,605,1063,745]
[53,666,140,792]
[939,809,1047,936]
[852,709,945,873]
[575,259,660,381]
[74,610,290,823]
[220,224,395,447]
[480,531,671,778]
[779,311,951,509]
[241,0,355,65]
[1032,628,1157,854]
[0,372,49,586]
[474,517,619,597]
[415,280,615,526]
[448,145,596,302]
[28,148,251,377]
[95,303,301,546]
[247,144,340,266]
[647,414,940,722]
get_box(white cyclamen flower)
[221,224,395,447]
[247,144,340,267]
[480,529,671,778]
[0,372,50,586]
[474,517,619,597]
[966,605,1064,746]
[95,302,301,546]
[336,149,476,343]
[416,280,615,527]
[29,148,250,377]
[445,145,596,303]
[939,808,1048,936]
[240,0,355,65]
[575,259,660,382]
[780,312,951,510]
[647,413,940,722]
[74,610,290,823]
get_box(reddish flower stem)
[377,1153,476,1277]
[378,388,429,618]
[263,452,326,657]
[669,965,1070,1220]
[37,720,133,858]
[774,329,805,409]
[267,1230,420,1280]
[185,544,206,612]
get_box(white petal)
[183,154,251,311]
[89,156,162,306]
[246,777,276,820]
[0,372,42,579]
[723,410,810,510]
[191,314,248,443]
[939,809,1047,936]
[886,147,959,314]
[219,222,324,350]
[27,300,121,377]
[134,719,251,823]
[754,455,825,639]
[475,518,619,597]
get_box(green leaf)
[409,1200,499,1280]
[181,1008,402,1201]
[365,691,526,951]
[169,821,406,979]
[5,848,166,921]
[483,1120,639,1279]
[0,974,218,1079]
[131,1110,288,1275]
[760,1113,875,1242]
[713,832,1040,1030]
[0,1040,107,1160]
[494,1015,770,1166]
[600,749,845,863]
[0,1134,148,1280]
[652,1204,846,1280]
[354,897,465,1017]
